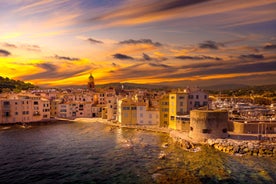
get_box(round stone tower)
[189,110,228,142]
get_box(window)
[194,101,200,107]
[171,96,175,99]
[189,95,193,99]
[140,113,143,117]
[196,95,199,99]
[3,101,10,106]
[190,127,193,131]
[79,104,84,110]
[222,128,227,133]
[15,112,18,115]
[202,129,211,134]
[140,120,143,124]
[164,114,168,118]
[180,102,183,106]
[170,116,175,120]
[204,95,207,99]
[15,102,18,105]
[179,96,184,99]
[131,107,136,110]
[34,101,38,105]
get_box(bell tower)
[87,73,95,91]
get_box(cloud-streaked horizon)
[0,0,276,87]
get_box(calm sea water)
[0,121,275,184]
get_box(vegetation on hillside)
[206,85,276,103]
[0,76,37,93]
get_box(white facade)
[188,91,208,112]
[137,105,159,125]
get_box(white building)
[137,104,159,125]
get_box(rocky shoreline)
[207,139,276,157]
[75,118,276,157]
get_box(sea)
[0,121,275,184]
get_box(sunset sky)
[0,0,276,87]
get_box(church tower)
[87,73,95,91]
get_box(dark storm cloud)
[106,62,176,80]
[153,0,210,12]
[199,40,224,50]
[239,54,264,60]
[141,53,167,62]
[54,55,80,61]
[176,55,222,61]
[87,38,103,44]
[0,49,11,56]
[22,63,87,80]
[168,61,276,79]
[112,53,134,60]
[119,39,162,47]
[143,53,151,61]
[264,44,276,50]
[91,0,210,22]
[148,63,172,68]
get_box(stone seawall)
[207,139,276,157]
[169,131,199,151]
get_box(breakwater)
[207,139,276,157]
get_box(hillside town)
[1,74,276,142]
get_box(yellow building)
[159,94,169,128]
[117,98,137,125]
[169,92,189,129]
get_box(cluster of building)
[1,74,275,141]
[0,74,209,130]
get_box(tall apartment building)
[169,92,189,129]
[105,88,117,120]
[159,94,169,128]
[168,89,208,130]
[0,95,50,124]
[117,98,137,125]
